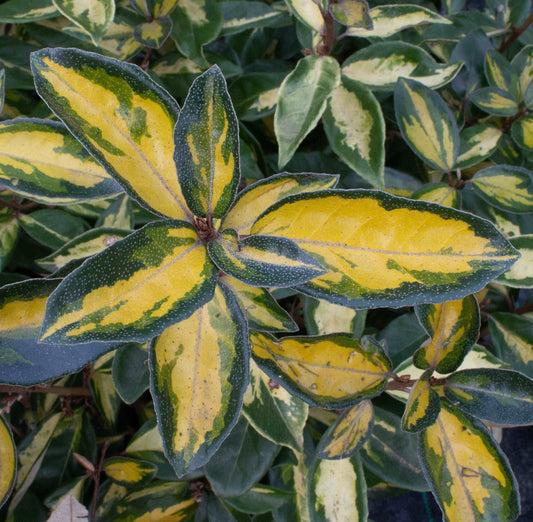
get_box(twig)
[499,7,533,53]
[0,384,92,397]
[90,440,111,522]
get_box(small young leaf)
[455,124,502,169]
[330,0,371,28]
[401,370,440,432]
[497,234,533,288]
[511,115,533,150]
[91,353,121,427]
[112,343,150,404]
[0,415,16,509]
[133,17,173,48]
[0,210,18,272]
[285,0,325,33]
[469,86,519,117]
[411,183,460,208]
[103,457,157,486]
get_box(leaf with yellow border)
[411,183,460,209]
[252,190,518,309]
[414,295,480,374]
[419,399,520,522]
[251,332,391,408]
[41,220,217,344]
[175,65,240,218]
[395,78,458,172]
[133,16,173,48]
[401,370,440,432]
[103,457,157,487]
[316,400,374,459]
[485,50,520,100]
[150,283,249,477]
[0,415,16,509]
[511,115,533,151]
[470,87,519,117]
[31,47,191,221]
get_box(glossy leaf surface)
[103,457,157,486]
[401,370,440,432]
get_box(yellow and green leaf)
[41,220,217,344]
[220,275,297,332]
[511,115,533,150]
[131,0,178,18]
[345,4,450,38]
[133,16,173,49]
[485,50,520,100]
[395,78,458,172]
[251,332,392,408]
[220,1,286,36]
[95,193,134,230]
[512,45,533,98]
[150,283,249,477]
[175,65,240,218]
[223,172,338,235]
[316,400,374,459]
[31,47,191,220]
[471,165,533,213]
[330,0,371,28]
[323,76,385,188]
[0,415,16,509]
[414,295,480,374]
[103,457,157,486]
[208,229,325,287]
[275,55,340,168]
[411,183,460,209]
[0,0,58,23]
[252,190,519,308]
[497,235,533,288]
[91,352,121,427]
[342,42,462,91]
[304,296,365,337]
[285,0,325,33]
[52,0,115,43]
[242,359,308,452]
[419,400,520,522]
[456,124,502,169]
[0,69,4,113]
[0,209,18,272]
[0,119,121,204]
[469,86,519,117]
[401,370,440,432]
[224,485,292,514]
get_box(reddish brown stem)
[90,440,111,522]
[499,6,533,53]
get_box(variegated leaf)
[485,50,520,100]
[131,0,178,17]
[470,87,519,117]
[497,235,533,288]
[224,485,292,514]
[251,332,392,408]
[275,55,340,168]
[342,42,462,90]
[330,0,371,28]
[401,370,440,432]
[0,415,16,509]
[0,69,4,114]
[456,124,502,169]
[316,400,374,460]
[208,229,325,287]
[395,78,458,172]
[411,183,460,209]
[220,275,297,332]
[0,0,58,22]
[323,76,384,188]
[414,295,480,374]
[52,0,115,43]
[95,193,134,230]
[175,65,240,218]
[242,359,308,452]
[223,172,338,236]
[345,4,450,38]
[285,0,325,33]
[251,190,518,308]
[133,16,173,48]
[511,115,533,150]
[471,165,533,213]
[419,400,520,522]
[41,220,217,344]
[91,353,121,427]
[304,297,364,336]
[150,284,249,477]
[31,47,191,221]
[103,457,157,486]
[0,119,121,204]
[0,209,18,272]
[221,1,286,35]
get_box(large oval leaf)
[31,47,191,221]
[41,220,217,344]
[419,400,520,521]
[175,65,240,218]
[252,190,518,308]
[0,415,16,509]
[150,284,249,477]
[251,332,391,408]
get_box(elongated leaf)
[497,235,533,288]
[252,190,518,308]
[243,359,308,452]
[395,78,458,172]
[485,50,520,100]
[0,279,116,385]
[304,296,365,337]
[285,0,325,33]
[323,76,384,187]
[53,0,115,43]
[0,415,16,509]
[411,183,460,209]
[456,124,502,169]
[275,55,340,168]
[175,65,239,218]
[150,284,249,477]
[471,165,533,213]
[223,172,338,236]
[0,210,18,272]
[224,485,292,514]
[251,332,391,408]
[342,42,462,90]
[470,87,519,117]
[511,115,533,150]
[41,220,217,344]
[0,0,57,22]
[401,370,440,432]
[0,119,121,204]
[419,400,519,521]
[0,69,4,114]
[345,4,450,38]
[112,343,150,404]
[221,1,286,35]
[133,17,173,48]
[414,295,480,374]
[309,454,367,521]
[31,47,191,221]
[95,194,134,230]
[316,400,373,459]
[103,457,157,486]
[209,229,325,287]
[221,275,297,332]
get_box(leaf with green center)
[41,220,217,344]
[208,229,325,287]
[131,0,179,18]
[395,78,458,172]
[174,65,240,218]
[31,47,190,221]
[133,16,173,49]
[251,190,518,309]
[401,370,440,432]
[455,124,502,169]
[0,415,16,509]
[275,55,341,168]
[470,87,519,117]
[251,332,391,408]
[150,283,249,477]
[419,400,520,521]
[497,235,533,288]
